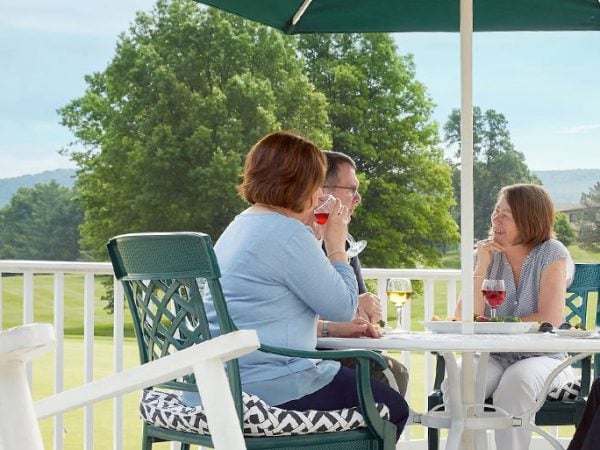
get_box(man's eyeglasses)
[323,185,360,197]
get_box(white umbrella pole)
[460,0,475,448]
[460,0,474,325]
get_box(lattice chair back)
[533,263,600,426]
[566,263,600,377]
[107,232,243,415]
[565,263,600,327]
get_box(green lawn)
[34,336,143,449]
[1,274,134,336]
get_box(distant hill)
[535,169,600,204]
[1,167,598,208]
[0,169,76,206]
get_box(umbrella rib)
[292,0,314,26]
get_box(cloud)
[556,124,600,135]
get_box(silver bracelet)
[321,320,330,337]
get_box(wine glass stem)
[490,308,496,319]
[396,306,403,330]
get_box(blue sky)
[1,0,599,179]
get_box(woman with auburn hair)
[452,183,576,450]
[199,131,408,438]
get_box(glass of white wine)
[386,278,413,333]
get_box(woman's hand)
[474,238,504,275]
[357,292,383,323]
[329,317,381,338]
[322,198,350,257]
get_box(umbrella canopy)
[196,0,600,34]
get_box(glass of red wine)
[481,279,506,319]
[314,194,336,225]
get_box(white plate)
[555,329,595,338]
[422,321,537,334]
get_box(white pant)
[442,354,575,450]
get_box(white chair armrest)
[35,329,259,450]
[0,323,55,362]
[35,329,258,417]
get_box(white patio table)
[318,331,600,450]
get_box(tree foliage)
[444,107,541,240]
[554,212,576,247]
[298,34,459,267]
[579,182,600,251]
[0,182,83,260]
[59,0,329,258]
[60,0,459,268]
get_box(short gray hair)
[323,151,356,185]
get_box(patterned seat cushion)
[546,379,581,401]
[140,389,390,436]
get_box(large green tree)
[444,107,540,240]
[59,0,329,257]
[0,182,83,260]
[298,34,459,268]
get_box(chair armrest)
[260,344,388,370]
[0,323,55,362]
[432,352,446,391]
[259,344,395,443]
[35,330,259,419]
[579,355,592,397]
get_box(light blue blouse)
[185,211,358,406]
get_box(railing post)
[84,273,95,450]
[24,271,34,385]
[113,279,124,450]
[54,272,65,450]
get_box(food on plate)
[473,314,522,323]
[557,322,587,331]
[538,322,587,333]
[500,316,522,322]
[373,320,386,331]
[431,315,458,321]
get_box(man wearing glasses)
[320,150,409,395]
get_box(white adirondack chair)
[0,323,259,450]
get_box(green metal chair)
[107,231,397,450]
[426,263,600,450]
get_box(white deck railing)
[0,260,464,449]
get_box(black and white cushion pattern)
[546,380,581,401]
[140,389,390,437]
